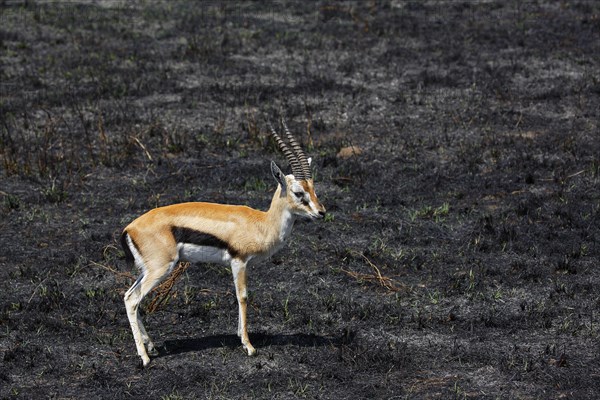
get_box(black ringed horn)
[268,122,304,179]
[282,119,312,179]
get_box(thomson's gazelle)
[121,122,326,366]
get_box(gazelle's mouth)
[313,211,325,219]
[307,211,325,220]
[295,213,316,222]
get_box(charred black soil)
[1,1,599,399]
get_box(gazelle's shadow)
[159,331,353,357]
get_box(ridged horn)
[282,119,312,180]
[268,121,304,180]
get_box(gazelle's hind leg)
[136,302,157,356]
[124,257,178,366]
[231,258,256,356]
[124,274,151,366]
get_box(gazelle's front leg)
[230,258,256,356]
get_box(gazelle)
[121,121,326,366]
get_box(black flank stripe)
[171,226,238,258]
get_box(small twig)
[130,136,153,161]
[102,244,119,260]
[539,169,587,182]
[566,170,585,179]
[27,274,50,305]
[514,112,523,129]
[89,260,135,281]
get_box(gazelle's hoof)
[244,344,257,356]
[141,355,151,367]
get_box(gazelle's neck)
[266,185,295,243]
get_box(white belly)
[178,243,231,265]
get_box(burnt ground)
[1,1,599,398]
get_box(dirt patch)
[1,1,599,398]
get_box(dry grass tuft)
[341,251,404,293]
[146,261,191,313]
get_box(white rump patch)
[126,233,146,272]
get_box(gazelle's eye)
[293,191,309,205]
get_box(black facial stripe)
[171,226,238,258]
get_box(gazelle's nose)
[318,209,326,218]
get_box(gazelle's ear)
[307,157,312,166]
[271,161,287,192]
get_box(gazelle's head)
[269,121,326,220]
